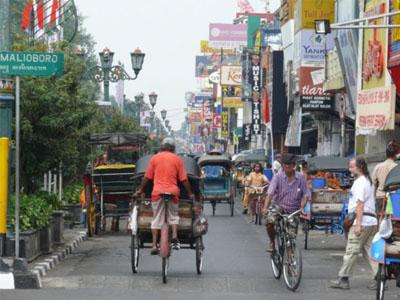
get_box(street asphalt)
[1,197,399,300]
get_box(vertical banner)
[242,123,252,148]
[252,100,261,135]
[249,53,262,103]
[202,98,214,122]
[221,109,229,137]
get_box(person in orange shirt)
[80,189,86,225]
[136,138,194,255]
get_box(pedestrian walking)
[330,156,378,290]
[372,144,397,220]
[272,154,282,175]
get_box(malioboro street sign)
[0,51,64,76]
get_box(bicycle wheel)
[270,233,282,279]
[131,235,139,274]
[230,196,234,217]
[195,237,204,275]
[162,257,169,284]
[212,201,216,216]
[376,264,386,300]
[283,241,302,291]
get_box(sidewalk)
[0,227,87,289]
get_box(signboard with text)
[220,65,242,86]
[0,51,64,76]
[209,23,247,49]
[221,110,229,137]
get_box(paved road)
[1,200,399,300]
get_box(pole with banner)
[0,50,64,258]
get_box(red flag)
[50,0,59,26]
[20,0,33,30]
[36,0,44,29]
[263,90,270,123]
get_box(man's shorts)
[151,200,180,230]
[264,204,299,237]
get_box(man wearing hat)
[262,153,308,252]
[136,138,194,255]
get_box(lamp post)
[135,92,144,125]
[161,109,167,121]
[87,47,145,102]
[149,92,158,110]
[165,119,170,128]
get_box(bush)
[62,182,83,205]
[9,193,56,231]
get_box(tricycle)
[371,164,400,300]
[129,154,206,283]
[85,133,147,235]
[302,156,351,250]
[198,154,234,217]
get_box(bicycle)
[248,185,268,225]
[269,208,303,291]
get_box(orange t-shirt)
[144,151,188,202]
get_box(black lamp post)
[160,109,167,121]
[149,92,158,110]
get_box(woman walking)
[329,156,378,290]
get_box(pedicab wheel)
[212,201,216,216]
[131,235,139,274]
[376,264,386,300]
[195,237,204,275]
[303,220,309,250]
[230,197,234,217]
[162,257,169,284]
[283,242,302,292]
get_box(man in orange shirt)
[137,138,194,254]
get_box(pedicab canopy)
[88,133,147,146]
[307,156,349,173]
[233,154,268,165]
[198,155,232,169]
[384,163,400,192]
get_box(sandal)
[265,244,275,253]
[151,247,159,255]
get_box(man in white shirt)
[272,154,282,175]
[330,157,378,290]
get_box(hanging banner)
[209,23,247,49]
[221,110,229,137]
[356,86,396,131]
[200,40,234,54]
[252,100,261,135]
[388,0,400,91]
[249,53,262,103]
[241,49,252,101]
[140,111,151,128]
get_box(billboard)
[195,55,219,78]
[220,65,242,86]
[388,0,400,91]
[209,23,247,49]
[252,100,261,135]
[223,97,243,108]
[362,0,387,90]
[221,110,229,137]
[200,40,234,54]
[202,99,214,122]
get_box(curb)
[27,231,87,289]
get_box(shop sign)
[221,110,229,137]
[356,86,395,131]
[294,0,335,32]
[243,123,252,142]
[249,54,262,103]
[388,0,400,91]
[209,71,220,84]
[200,40,234,54]
[223,97,243,108]
[220,65,242,86]
[300,30,334,65]
[299,66,333,111]
[188,111,202,123]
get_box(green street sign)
[0,51,64,77]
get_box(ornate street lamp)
[87,47,145,102]
[160,109,167,121]
[149,92,158,110]
[165,120,170,128]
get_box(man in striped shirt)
[262,153,308,252]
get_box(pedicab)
[301,156,351,250]
[371,164,400,300]
[129,154,206,283]
[198,154,234,216]
[85,133,147,236]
